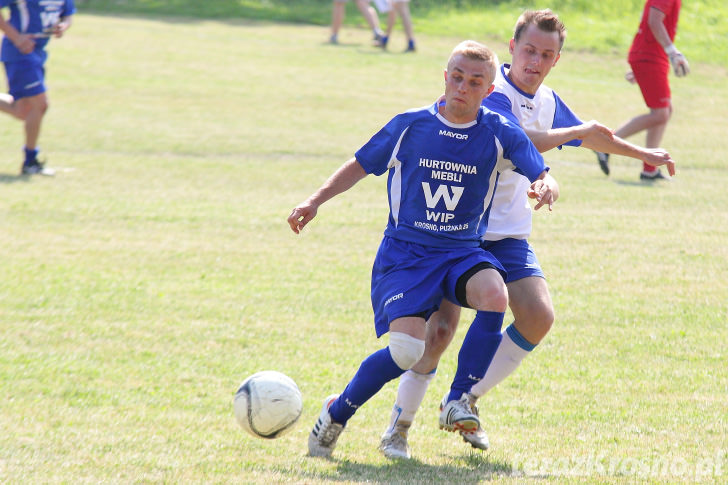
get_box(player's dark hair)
[514,9,567,50]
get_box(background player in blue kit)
[379,9,678,460]
[287,40,557,458]
[0,0,75,176]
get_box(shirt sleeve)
[499,119,548,182]
[355,114,408,176]
[552,92,584,148]
[64,1,78,16]
[484,92,519,125]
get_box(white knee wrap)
[388,332,425,370]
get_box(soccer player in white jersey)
[379,9,677,460]
[0,0,75,175]
[288,40,557,458]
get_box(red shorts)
[629,59,671,109]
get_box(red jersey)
[628,0,682,65]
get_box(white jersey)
[482,64,582,241]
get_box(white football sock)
[470,323,534,398]
[385,369,435,432]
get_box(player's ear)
[443,68,448,83]
[509,38,515,55]
[553,52,561,67]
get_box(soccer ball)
[233,370,303,439]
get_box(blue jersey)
[1,0,76,63]
[355,101,546,248]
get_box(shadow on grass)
[613,178,672,187]
[0,173,32,184]
[297,452,515,483]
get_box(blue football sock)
[447,310,504,402]
[329,346,405,424]
[24,147,39,165]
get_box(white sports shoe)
[308,394,344,457]
[439,392,480,433]
[461,426,490,450]
[379,424,411,459]
[440,393,490,450]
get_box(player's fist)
[669,52,690,77]
[665,44,690,77]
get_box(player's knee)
[470,279,508,312]
[532,304,554,336]
[650,107,671,124]
[515,303,554,342]
[425,322,454,356]
[388,332,425,370]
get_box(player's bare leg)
[21,94,49,151]
[614,106,672,179]
[0,92,52,175]
[354,0,384,41]
[393,2,415,51]
[329,0,346,43]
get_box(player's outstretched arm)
[647,7,689,77]
[287,157,368,234]
[525,120,613,153]
[580,133,676,176]
[527,171,558,211]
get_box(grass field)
[1,12,727,484]
[80,0,728,66]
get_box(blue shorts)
[4,58,46,100]
[371,236,505,337]
[480,238,544,283]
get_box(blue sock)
[24,147,39,165]
[329,347,405,424]
[447,311,504,402]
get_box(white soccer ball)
[233,370,303,439]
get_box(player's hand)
[577,120,614,141]
[287,203,318,234]
[13,33,35,54]
[625,71,636,84]
[669,51,690,77]
[642,148,676,176]
[52,21,70,38]
[528,176,558,211]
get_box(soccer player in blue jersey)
[288,40,556,458]
[0,0,75,176]
[379,9,677,460]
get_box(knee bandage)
[388,332,425,370]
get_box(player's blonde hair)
[514,9,567,51]
[447,40,498,84]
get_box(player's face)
[442,55,495,124]
[508,24,561,94]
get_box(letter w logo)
[421,182,464,210]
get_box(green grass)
[1,13,727,484]
[78,0,728,66]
